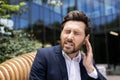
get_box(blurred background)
[0,0,120,79]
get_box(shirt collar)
[62,50,81,62]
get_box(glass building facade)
[2,0,120,65]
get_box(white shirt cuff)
[88,67,98,79]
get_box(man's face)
[60,21,86,54]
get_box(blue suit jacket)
[29,45,107,80]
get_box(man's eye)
[74,32,80,35]
[65,30,70,34]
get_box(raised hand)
[82,36,94,73]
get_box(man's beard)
[60,40,80,54]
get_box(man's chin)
[63,48,74,54]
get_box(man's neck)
[66,51,79,60]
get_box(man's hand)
[82,36,94,73]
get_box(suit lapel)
[54,45,68,80]
[80,59,89,80]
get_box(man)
[29,10,107,80]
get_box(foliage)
[0,30,41,63]
[0,0,26,18]
[0,1,32,63]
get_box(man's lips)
[64,42,74,47]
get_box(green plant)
[0,0,26,18]
[0,31,41,63]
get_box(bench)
[0,51,36,80]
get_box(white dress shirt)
[62,51,98,80]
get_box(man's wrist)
[85,65,94,73]
[87,67,98,79]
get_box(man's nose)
[67,33,74,40]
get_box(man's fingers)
[85,38,92,53]
[81,51,86,59]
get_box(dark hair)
[61,10,91,36]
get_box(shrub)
[0,31,41,63]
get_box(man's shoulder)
[35,45,62,59]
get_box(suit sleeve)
[91,60,107,80]
[29,49,47,80]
